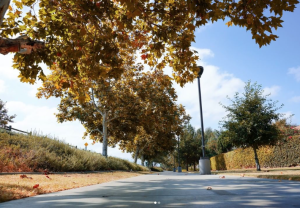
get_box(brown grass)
[212,167,300,181]
[0,171,151,203]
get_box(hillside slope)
[0,132,147,172]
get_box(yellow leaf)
[225,21,233,27]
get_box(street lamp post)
[197,66,211,175]
[177,135,182,172]
[173,154,176,172]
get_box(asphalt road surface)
[1,171,300,207]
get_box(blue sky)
[0,6,300,161]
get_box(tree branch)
[0,36,45,55]
[90,128,103,136]
[107,115,119,123]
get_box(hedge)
[210,135,300,170]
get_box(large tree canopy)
[0,0,299,86]
[37,64,190,157]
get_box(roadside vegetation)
[0,132,148,172]
[150,167,164,172]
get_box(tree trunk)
[134,145,140,164]
[253,147,261,171]
[186,158,188,171]
[141,154,145,166]
[102,112,108,158]
[194,162,196,171]
[0,36,45,55]
[0,0,11,26]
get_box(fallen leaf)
[219,176,225,179]
[33,184,39,189]
[207,186,212,190]
[20,174,27,179]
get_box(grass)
[0,132,148,172]
[212,167,300,181]
[0,171,152,203]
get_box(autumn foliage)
[1,0,298,86]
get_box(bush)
[0,132,147,172]
[210,135,300,170]
[150,167,163,172]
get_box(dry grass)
[0,171,151,203]
[212,167,300,181]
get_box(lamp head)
[197,66,204,78]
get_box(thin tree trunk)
[134,145,140,164]
[253,147,261,171]
[194,162,196,171]
[102,112,108,158]
[186,158,188,171]
[141,154,145,166]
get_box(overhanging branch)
[0,36,45,55]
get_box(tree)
[119,96,190,164]
[220,81,283,171]
[0,99,16,127]
[178,124,202,171]
[204,128,219,157]
[217,130,234,154]
[37,63,189,158]
[1,0,299,86]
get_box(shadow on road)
[1,171,300,207]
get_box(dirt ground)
[0,171,152,203]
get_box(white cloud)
[0,54,19,79]
[263,85,280,97]
[0,79,6,93]
[290,96,300,103]
[280,111,296,124]
[28,80,43,97]
[288,66,300,82]
[191,47,214,60]
[173,47,244,130]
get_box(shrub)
[210,135,300,170]
[150,167,163,172]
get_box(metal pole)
[197,76,205,158]
[177,136,180,167]
[174,154,176,172]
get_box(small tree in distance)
[0,99,16,127]
[220,81,283,171]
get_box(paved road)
[1,171,300,208]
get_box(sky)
[1,6,300,162]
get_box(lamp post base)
[177,167,182,172]
[199,157,211,175]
